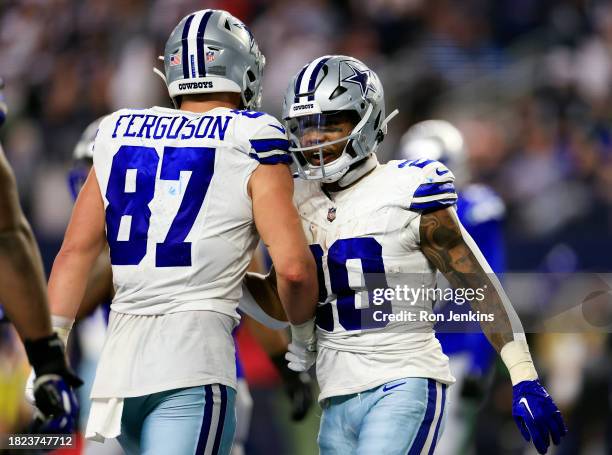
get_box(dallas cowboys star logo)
[341,63,377,97]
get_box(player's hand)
[285,319,317,372]
[512,379,567,454]
[271,353,314,421]
[0,78,7,127]
[24,333,83,433]
[30,375,80,433]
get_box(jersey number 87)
[105,145,215,267]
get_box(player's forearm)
[48,243,103,321]
[0,223,52,340]
[421,208,538,384]
[275,258,318,325]
[455,223,539,384]
[420,208,519,351]
[446,262,515,352]
[76,248,113,320]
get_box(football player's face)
[300,115,355,166]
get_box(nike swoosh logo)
[383,381,406,392]
[519,397,534,418]
[269,124,286,134]
[435,168,449,176]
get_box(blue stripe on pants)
[211,385,228,455]
[428,384,446,455]
[408,379,437,455]
[196,385,214,453]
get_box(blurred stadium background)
[0,0,611,454]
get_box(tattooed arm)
[419,206,567,454]
[419,206,514,352]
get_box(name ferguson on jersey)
[111,112,233,141]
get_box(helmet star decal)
[341,62,377,97]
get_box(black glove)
[460,374,487,401]
[24,333,83,433]
[271,353,314,421]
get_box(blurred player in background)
[400,120,505,454]
[45,9,317,455]
[61,117,313,455]
[0,78,81,436]
[249,55,566,454]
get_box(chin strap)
[380,108,399,134]
[337,153,379,187]
[153,56,167,84]
[152,56,179,108]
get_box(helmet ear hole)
[247,70,256,83]
[224,19,231,30]
[244,87,253,103]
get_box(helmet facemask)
[287,106,374,182]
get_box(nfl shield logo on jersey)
[327,207,336,222]
[206,51,216,62]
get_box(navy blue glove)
[31,375,80,433]
[24,333,82,434]
[512,379,567,454]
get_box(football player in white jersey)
[247,55,567,454]
[53,117,313,455]
[0,78,82,434]
[45,10,317,455]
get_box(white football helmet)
[399,120,469,185]
[67,116,105,200]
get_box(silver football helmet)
[73,117,104,161]
[155,9,265,109]
[282,55,397,183]
[67,116,105,200]
[399,120,469,185]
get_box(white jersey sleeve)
[239,113,292,165]
[400,158,458,212]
